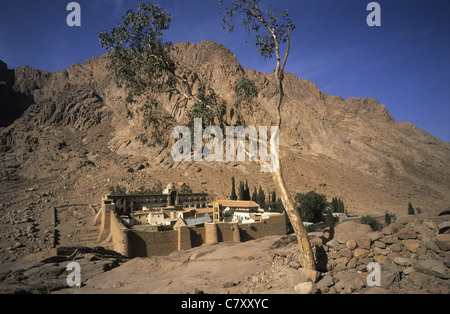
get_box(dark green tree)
[108,184,127,196]
[257,185,266,207]
[244,180,251,201]
[239,180,245,201]
[408,202,415,215]
[325,209,337,228]
[180,184,193,194]
[385,212,392,226]
[251,186,258,203]
[294,191,328,224]
[271,190,277,203]
[230,177,238,200]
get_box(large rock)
[357,237,372,249]
[397,228,417,240]
[294,282,318,294]
[435,234,450,251]
[413,259,449,279]
[402,240,421,253]
[334,221,372,244]
[353,248,370,259]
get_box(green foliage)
[331,197,345,213]
[233,77,259,110]
[108,184,127,195]
[384,212,392,226]
[98,3,176,146]
[251,186,257,202]
[244,180,251,201]
[186,85,226,139]
[219,0,295,60]
[325,209,338,228]
[230,177,238,201]
[294,191,328,223]
[305,224,323,233]
[180,184,193,194]
[360,215,383,231]
[257,185,266,208]
[99,3,224,147]
[408,202,415,215]
[98,3,175,100]
[238,180,245,200]
[271,190,277,203]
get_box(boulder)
[346,240,357,250]
[379,236,397,244]
[357,237,372,249]
[413,259,449,279]
[298,268,321,283]
[394,257,412,267]
[353,248,370,259]
[402,240,421,253]
[435,234,450,251]
[397,228,417,240]
[294,282,318,294]
[334,221,372,244]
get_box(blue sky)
[0,0,449,142]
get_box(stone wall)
[127,229,180,258]
[239,214,287,242]
[99,202,287,258]
[109,210,129,257]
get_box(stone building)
[104,183,209,215]
[208,200,263,223]
[96,184,288,258]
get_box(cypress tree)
[230,177,237,201]
[244,180,250,201]
[239,181,245,201]
[257,185,266,207]
[252,187,257,202]
[408,202,415,215]
[385,212,391,226]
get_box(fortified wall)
[95,196,287,258]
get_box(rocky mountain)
[0,40,449,228]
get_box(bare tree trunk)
[270,127,316,270]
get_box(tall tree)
[219,0,316,270]
[238,180,245,200]
[257,185,266,208]
[252,186,258,202]
[230,176,238,200]
[98,3,223,146]
[244,180,251,200]
[408,202,415,215]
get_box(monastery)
[95,183,287,258]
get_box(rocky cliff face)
[0,40,449,218]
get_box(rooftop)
[208,200,260,208]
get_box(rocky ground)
[0,207,448,294]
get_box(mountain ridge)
[0,40,449,218]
